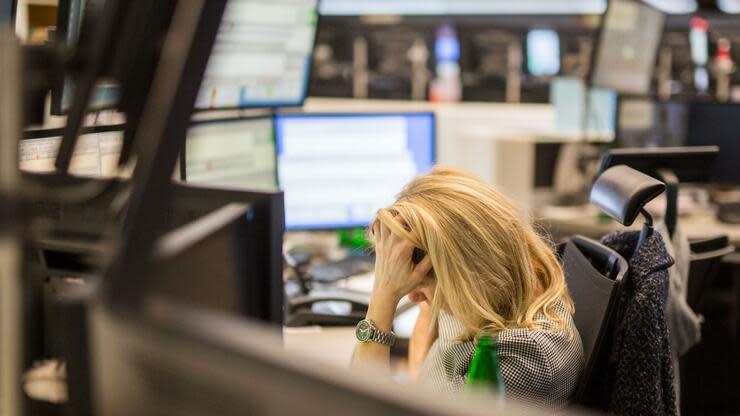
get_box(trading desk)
[537,204,740,247]
[284,326,357,367]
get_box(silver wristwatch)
[355,319,396,347]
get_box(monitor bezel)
[22,123,126,140]
[273,111,437,231]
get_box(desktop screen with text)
[275,113,435,230]
[195,0,318,110]
[185,117,277,191]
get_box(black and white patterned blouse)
[417,299,584,408]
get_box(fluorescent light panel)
[319,0,607,16]
[718,0,740,13]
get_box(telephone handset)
[285,290,370,327]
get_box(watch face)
[356,320,372,342]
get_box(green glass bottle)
[467,336,505,398]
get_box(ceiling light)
[640,0,697,14]
[718,0,740,13]
[319,0,607,16]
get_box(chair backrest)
[686,236,734,311]
[560,235,628,407]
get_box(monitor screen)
[275,113,436,230]
[19,126,124,177]
[551,77,617,138]
[527,30,560,77]
[184,117,277,191]
[194,0,319,110]
[591,0,665,95]
[550,77,585,134]
[587,88,617,136]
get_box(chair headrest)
[590,165,666,226]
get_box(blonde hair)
[372,166,573,341]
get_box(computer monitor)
[550,78,616,138]
[184,117,277,191]
[20,125,124,177]
[194,0,319,110]
[686,102,740,186]
[167,184,285,324]
[551,77,585,134]
[0,0,15,24]
[50,0,120,115]
[591,0,665,95]
[526,30,560,77]
[20,172,285,324]
[587,88,618,136]
[147,203,257,317]
[274,112,436,230]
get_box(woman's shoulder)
[496,299,582,362]
[493,304,584,406]
[494,322,581,371]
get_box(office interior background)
[2,0,740,415]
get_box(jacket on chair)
[600,230,677,416]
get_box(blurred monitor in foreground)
[51,0,120,115]
[146,204,259,318]
[20,125,124,177]
[527,29,560,77]
[686,102,740,186]
[274,112,436,230]
[591,0,665,95]
[1,0,15,24]
[194,0,319,110]
[184,116,277,191]
[90,298,554,416]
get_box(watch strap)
[370,326,396,347]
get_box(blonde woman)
[351,166,584,407]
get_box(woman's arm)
[351,219,433,374]
[350,294,398,373]
[407,303,438,381]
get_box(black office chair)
[564,165,667,409]
[560,235,628,408]
[686,236,734,312]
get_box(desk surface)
[538,204,740,246]
[283,326,357,368]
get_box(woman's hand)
[351,217,434,372]
[371,218,433,307]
